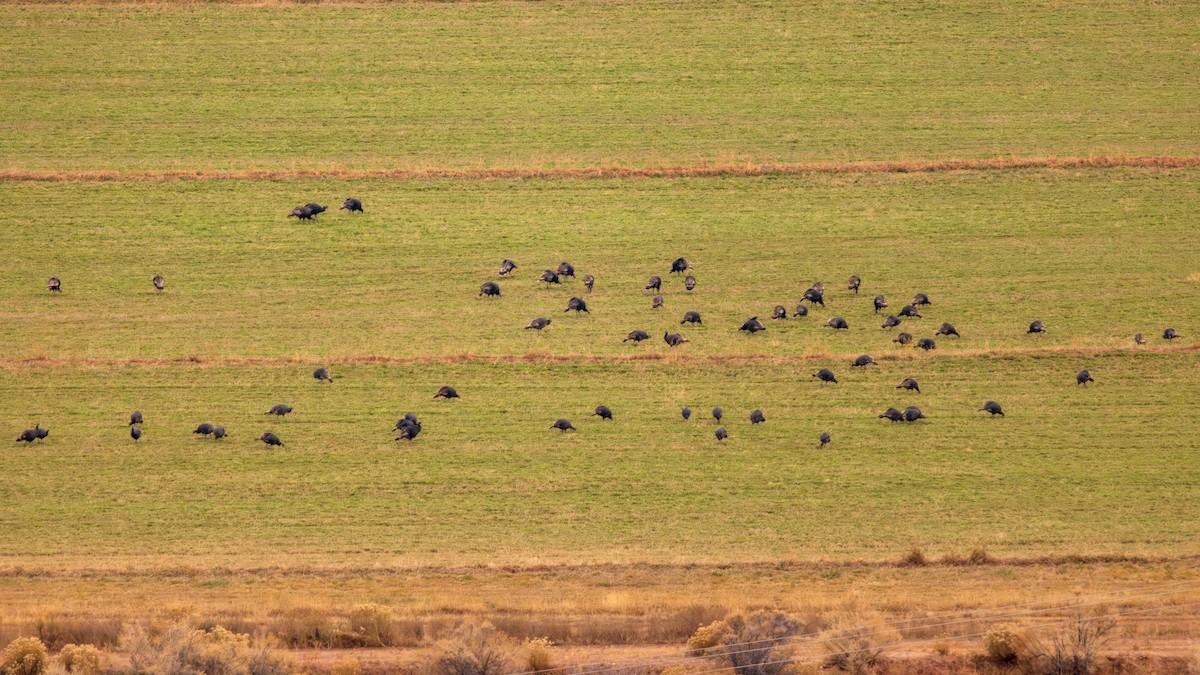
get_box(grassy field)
[1,168,1197,361]
[2,342,1198,569]
[2,1,1199,667]
[2,2,1199,173]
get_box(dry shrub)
[492,606,724,646]
[821,614,900,675]
[34,616,122,651]
[267,608,368,649]
[426,621,514,675]
[663,606,728,643]
[523,638,554,673]
[196,614,259,639]
[348,604,394,648]
[56,644,100,675]
[267,608,336,648]
[901,547,928,567]
[390,618,427,648]
[1042,612,1116,675]
[122,623,292,675]
[688,611,803,675]
[686,620,725,656]
[1,638,47,675]
[331,657,362,675]
[982,623,1023,663]
[967,545,995,565]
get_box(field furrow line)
[2,155,1198,183]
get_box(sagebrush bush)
[34,616,121,651]
[122,623,292,675]
[685,620,726,656]
[689,612,802,675]
[523,637,554,673]
[901,547,928,566]
[348,604,394,648]
[1,637,48,675]
[983,623,1021,662]
[821,617,899,675]
[57,644,100,675]
[268,608,365,649]
[967,545,994,565]
[426,621,513,675]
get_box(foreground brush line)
[2,600,1198,675]
[3,155,1199,183]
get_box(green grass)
[0,169,1195,361]
[1,1,1199,578]
[2,352,1198,570]
[0,168,1197,570]
[1,1,1198,172]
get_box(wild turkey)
[979,401,1005,416]
[740,317,766,333]
[663,331,688,347]
[813,369,837,384]
[935,322,960,337]
[824,317,849,330]
[259,432,284,446]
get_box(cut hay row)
[0,343,1194,371]
[2,155,1198,183]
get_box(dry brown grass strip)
[0,343,1194,371]
[1,553,1196,580]
[3,155,1198,183]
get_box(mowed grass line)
[0,168,1196,361]
[1,352,1197,570]
[1,1,1198,172]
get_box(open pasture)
[0,168,1197,362]
[1,339,1198,570]
[1,167,1198,571]
[2,2,1199,173]
[2,1,1200,667]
